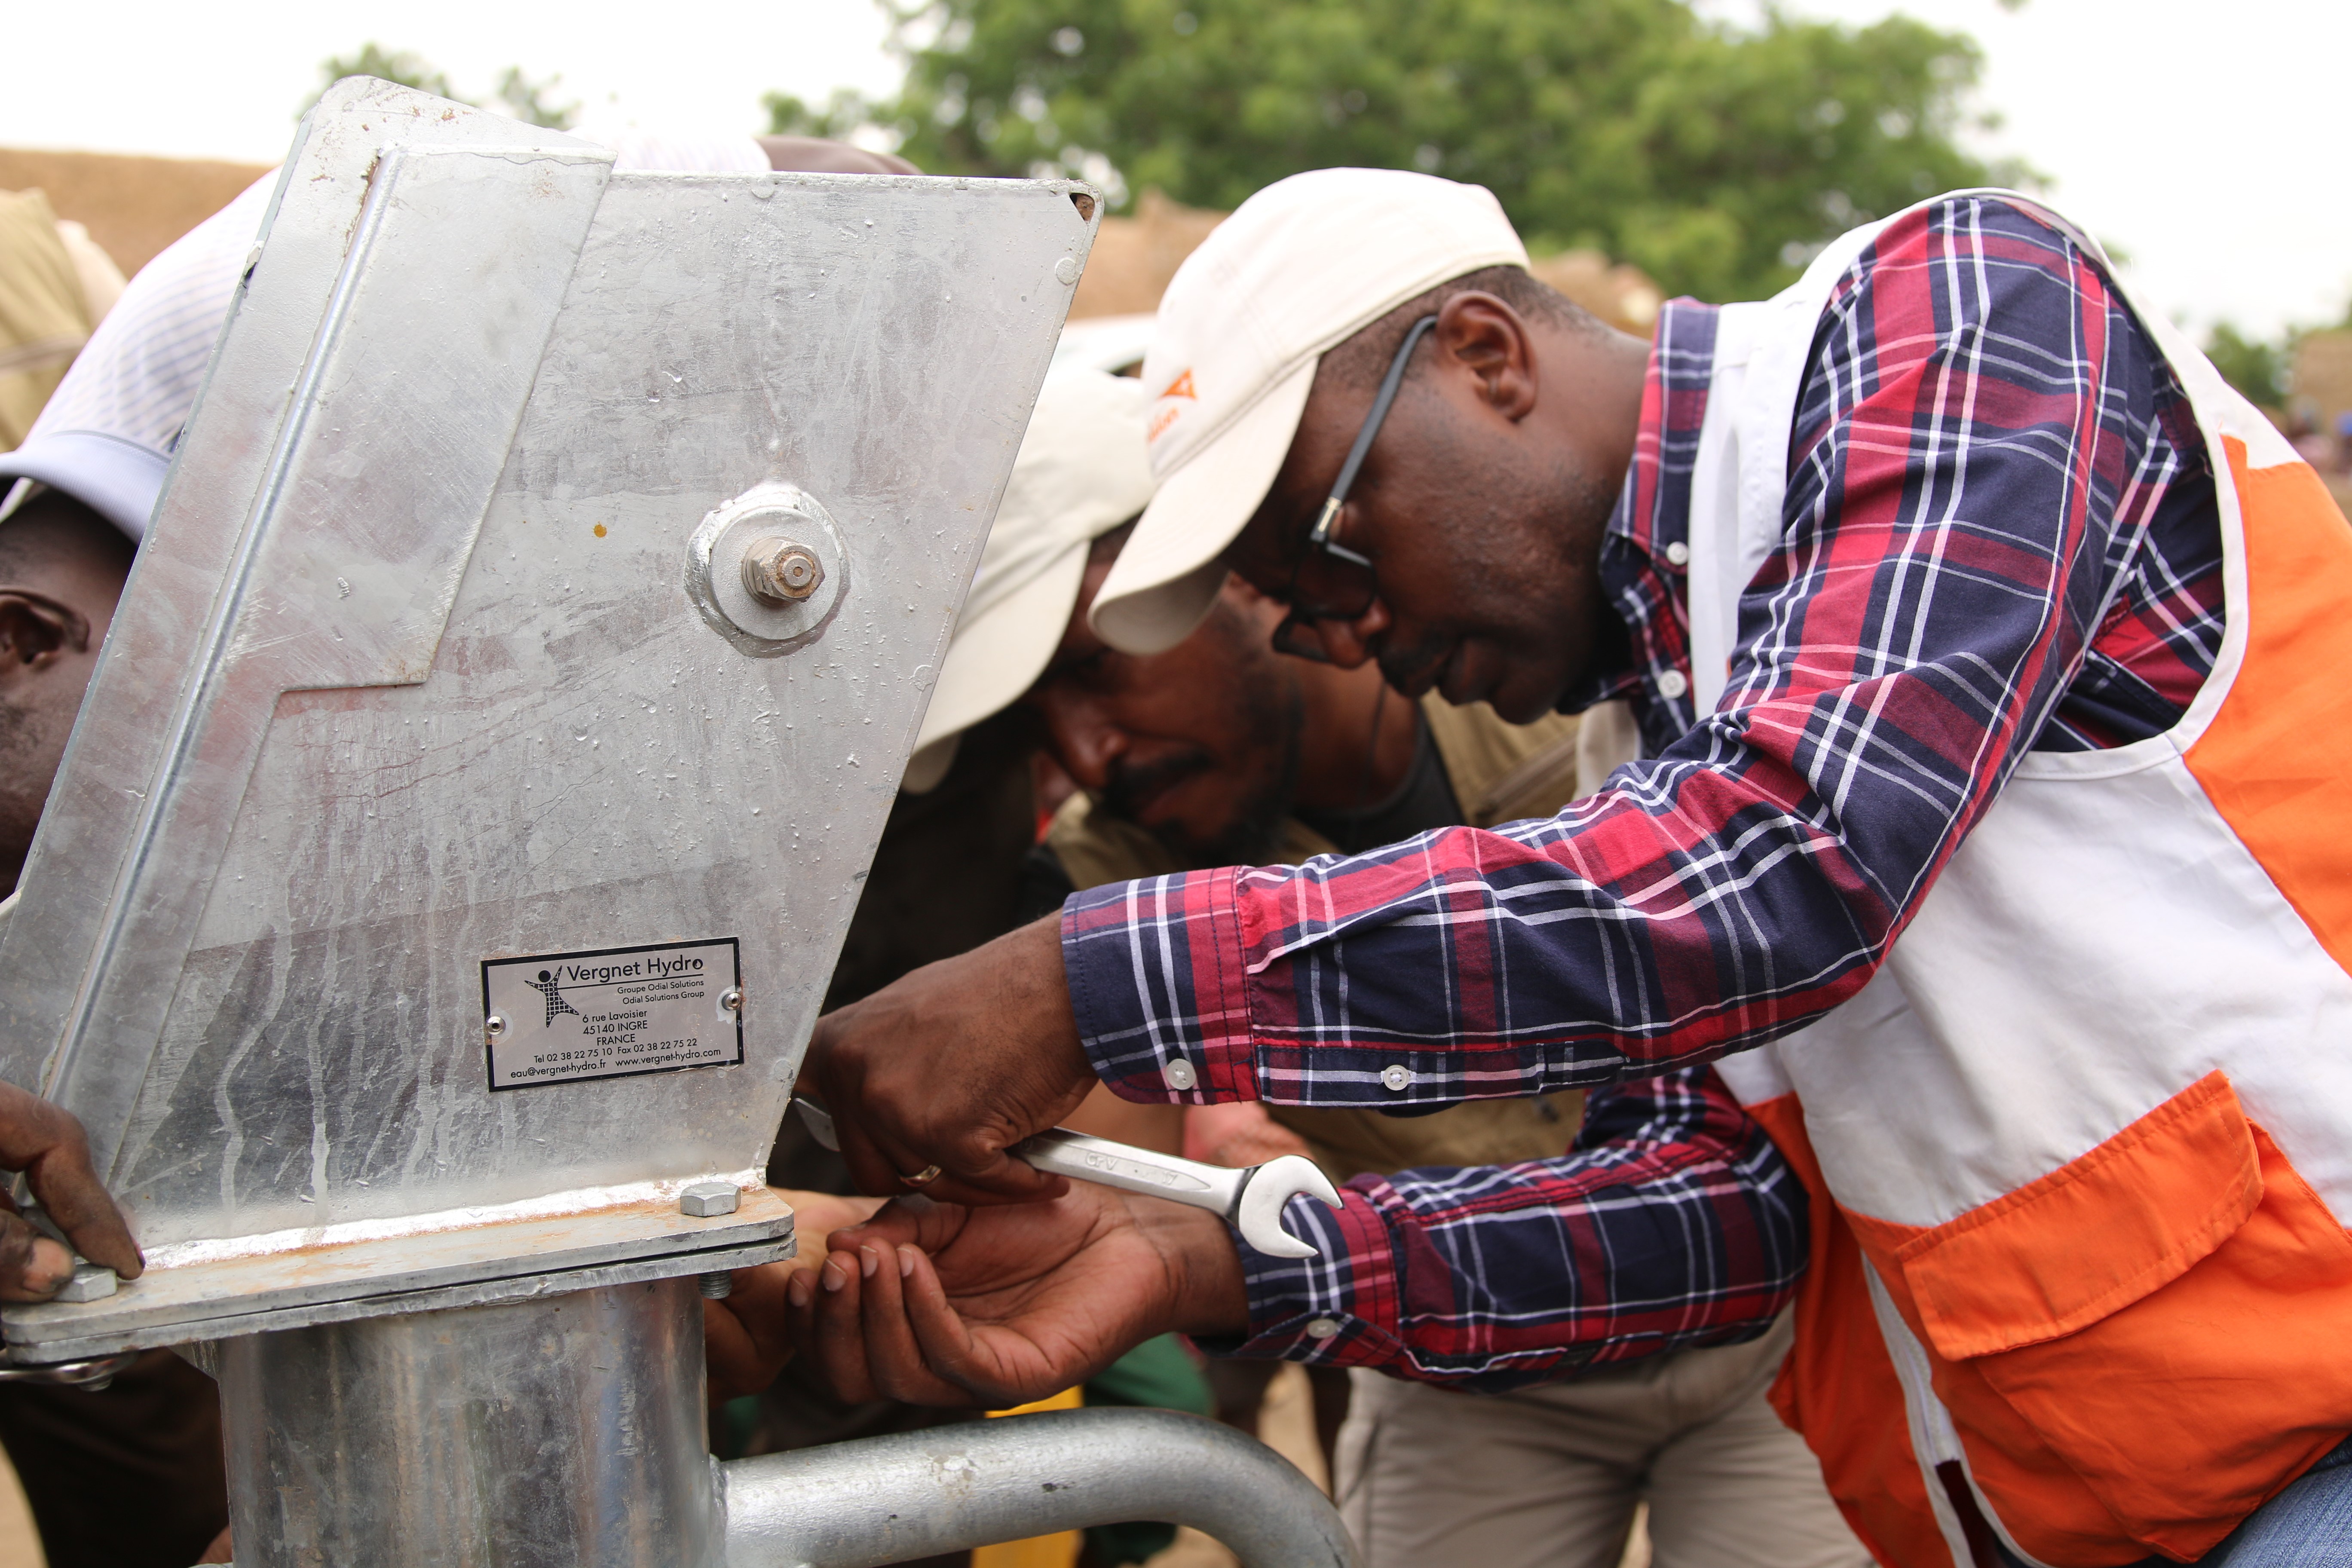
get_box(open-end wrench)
[792,1096,1344,1259]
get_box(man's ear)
[0,590,90,674]
[1433,293,1538,423]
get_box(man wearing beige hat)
[814,366,1863,1568]
[791,165,2352,1568]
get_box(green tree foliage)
[793,0,2015,301]
[309,44,455,110]
[304,46,579,132]
[2205,322,2289,413]
[489,67,582,131]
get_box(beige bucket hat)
[902,368,1156,792]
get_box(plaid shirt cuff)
[1063,869,1262,1103]
[1200,1070,1809,1391]
[1194,1191,1410,1367]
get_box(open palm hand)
[787,1183,1246,1410]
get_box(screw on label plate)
[484,1013,508,1038]
[740,538,824,605]
[720,988,744,1014]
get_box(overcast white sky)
[7,0,2346,337]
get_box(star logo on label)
[522,968,583,1028]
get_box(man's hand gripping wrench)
[792,1097,1344,1259]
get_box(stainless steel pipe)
[210,1270,1354,1568]
[215,1277,712,1568]
[717,1405,1358,1568]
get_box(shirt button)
[1380,1063,1413,1092]
[1663,539,1691,567]
[1656,669,1690,701]
[1305,1317,1341,1339]
[1163,1058,1198,1092]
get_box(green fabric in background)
[1085,1333,1216,1418]
[1082,1335,1217,1564]
[714,1394,762,1461]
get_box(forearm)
[1063,773,1896,1106]
[1138,1197,1252,1340]
[1191,1068,1807,1390]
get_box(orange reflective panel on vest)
[1695,194,2352,1568]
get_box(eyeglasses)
[1270,314,1439,662]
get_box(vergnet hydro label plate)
[482,938,741,1090]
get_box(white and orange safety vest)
[1683,193,2352,1567]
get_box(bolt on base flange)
[679,1182,741,1219]
[55,1264,117,1305]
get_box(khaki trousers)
[1334,1314,1869,1568]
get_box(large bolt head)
[741,538,824,605]
[55,1264,117,1304]
[679,1181,741,1218]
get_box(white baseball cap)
[0,135,773,543]
[1088,168,1528,655]
[901,367,1155,793]
[0,176,275,540]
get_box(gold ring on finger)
[898,1164,944,1189]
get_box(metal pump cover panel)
[0,81,1095,1347]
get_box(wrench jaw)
[799,1098,1345,1261]
[794,1096,840,1152]
[1232,1155,1345,1260]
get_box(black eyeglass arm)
[1314,313,1440,543]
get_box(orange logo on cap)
[1158,369,1197,401]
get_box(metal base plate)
[3,1188,794,1364]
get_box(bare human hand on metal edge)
[0,1078,142,1302]
[785,1184,1250,1411]
[798,914,1099,1207]
[703,1189,887,1403]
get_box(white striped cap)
[0,130,772,542]
[0,175,273,539]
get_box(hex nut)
[55,1264,117,1304]
[679,1181,741,1218]
[740,538,824,605]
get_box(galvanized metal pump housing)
[0,82,1352,1568]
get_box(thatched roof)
[0,148,271,276]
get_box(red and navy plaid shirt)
[1062,197,2225,1387]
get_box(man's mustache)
[1375,632,1452,700]
[1098,748,1216,820]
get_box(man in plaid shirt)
[785,170,2328,1561]
[1066,191,2220,1385]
